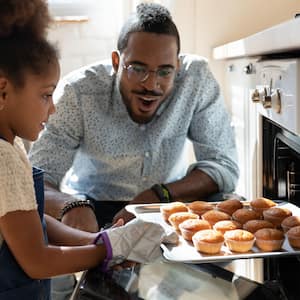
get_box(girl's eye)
[42,94,52,101]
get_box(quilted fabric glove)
[94,218,177,271]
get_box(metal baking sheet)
[126,201,300,263]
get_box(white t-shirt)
[0,138,37,246]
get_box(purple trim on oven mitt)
[93,231,113,272]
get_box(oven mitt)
[94,218,178,271]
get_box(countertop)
[213,17,300,60]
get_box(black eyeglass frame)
[122,63,176,83]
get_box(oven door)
[252,58,300,299]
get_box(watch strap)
[151,184,173,203]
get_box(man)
[30,2,238,230]
[29,3,239,299]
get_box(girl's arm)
[44,214,96,246]
[0,210,106,279]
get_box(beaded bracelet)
[151,184,173,203]
[59,199,95,221]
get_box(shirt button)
[145,151,150,158]
[142,176,148,182]
[140,125,146,131]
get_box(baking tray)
[126,201,300,263]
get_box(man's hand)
[112,208,135,225]
[112,189,160,224]
[61,206,99,232]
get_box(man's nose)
[140,71,160,90]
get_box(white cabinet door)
[225,58,259,201]
[224,59,264,284]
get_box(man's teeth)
[140,97,154,101]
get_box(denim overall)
[0,144,51,300]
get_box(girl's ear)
[111,51,120,73]
[0,77,7,91]
[0,77,8,110]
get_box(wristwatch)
[151,184,173,203]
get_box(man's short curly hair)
[117,3,180,54]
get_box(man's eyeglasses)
[123,63,176,84]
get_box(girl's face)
[0,62,60,144]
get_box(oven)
[252,57,300,299]
[71,58,300,300]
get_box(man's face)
[114,32,179,124]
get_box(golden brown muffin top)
[216,199,243,215]
[232,208,260,224]
[224,229,254,242]
[201,210,231,225]
[188,201,214,211]
[213,220,242,232]
[168,211,199,223]
[250,197,276,209]
[160,201,188,213]
[179,218,211,231]
[192,229,224,243]
[254,228,284,241]
[243,219,274,233]
[263,207,292,218]
[287,225,300,238]
[281,215,300,227]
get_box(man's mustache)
[133,89,163,97]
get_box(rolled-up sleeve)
[187,60,239,193]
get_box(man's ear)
[111,51,120,73]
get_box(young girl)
[0,1,170,299]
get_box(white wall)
[48,0,300,95]
[168,0,300,100]
[48,0,130,76]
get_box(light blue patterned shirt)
[29,54,239,201]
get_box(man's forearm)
[165,169,219,202]
[44,181,77,220]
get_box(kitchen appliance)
[251,57,300,299]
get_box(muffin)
[243,219,274,233]
[188,201,214,217]
[250,197,277,216]
[201,210,231,226]
[216,199,243,216]
[254,228,284,251]
[286,226,300,248]
[232,208,261,225]
[192,229,224,254]
[213,220,242,235]
[281,216,300,233]
[160,202,188,223]
[224,229,255,253]
[168,211,199,231]
[263,207,292,228]
[179,219,211,241]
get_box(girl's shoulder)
[0,138,31,175]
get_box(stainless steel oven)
[71,57,300,300]
[252,57,300,299]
